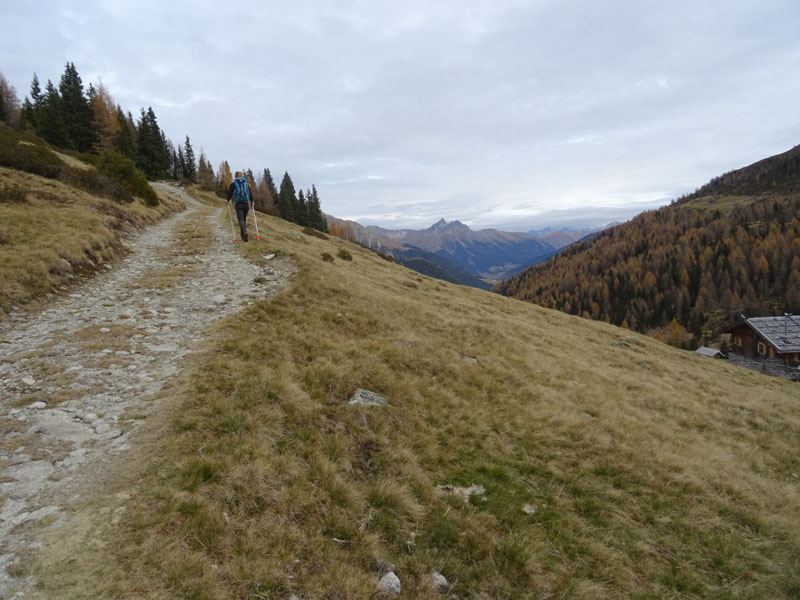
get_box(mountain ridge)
[497,142,800,347]
[329,217,584,284]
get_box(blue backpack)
[232,177,250,203]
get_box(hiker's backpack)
[233,178,250,203]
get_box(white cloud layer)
[2,0,799,230]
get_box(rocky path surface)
[0,184,294,598]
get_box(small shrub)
[336,248,353,261]
[303,226,328,240]
[321,252,335,262]
[58,167,131,203]
[0,183,27,203]
[0,126,64,178]
[96,150,159,206]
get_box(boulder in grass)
[431,571,448,593]
[348,388,388,406]
[378,571,401,596]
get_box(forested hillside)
[678,143,800,201]
[497,191,800,347]
[0,63,327,233]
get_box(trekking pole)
[251,203,261,239]
[226,201,238,243]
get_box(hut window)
[757,342,766,355]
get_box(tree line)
[210,163,327,232]
[496,195,800,348]
[0,63,327,231]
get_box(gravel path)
[0,183,294,598]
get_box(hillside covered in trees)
[497,146,800,348]
[0,63,327,232]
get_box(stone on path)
[21,377,36,386]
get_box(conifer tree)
[308,185,327,232]
[197,151,215,191]
[113,106,137,159]
[296,189,309,226]
[174,146,185,180]
[183,135,196,181]
[136,107,168,179]
[277,171,296,222]
[21,74,43,131]
[263,168,278,200]
[39,80,70,148]
[58,62,94,152]
[245,169,257,198]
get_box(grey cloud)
[1,0,799,231]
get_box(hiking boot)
[243,233,249,242]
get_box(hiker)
[227,171,254,241]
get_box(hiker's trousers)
[234,202,249,237]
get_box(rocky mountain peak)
[427,218,471,234]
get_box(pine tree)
[263,168,278,200]
[136,107,168,179]
[183,135,196,181]
[159,129,171,177]
[114,106,137,159]
[245,169,256,198]
[277,171,296,222]
[58,62,94,152]
[197,151,215,191]
[296,189,309,226]
[174,146,184,180]
[21,74,43,131]
[39,80,70,148]
[308,184,327,232]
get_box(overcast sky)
[2,1,799,231]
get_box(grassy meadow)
[26,190,800,599]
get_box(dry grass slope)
[29,191,800,599]
[0,166,184,318]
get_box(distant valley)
[325,215,599,288]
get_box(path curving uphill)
[0,183,294,597]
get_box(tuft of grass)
[0,182,27,203]
[321,252,334,262]
[30,204,800,599]
[336,247,353,261]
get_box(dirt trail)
[0,184,293,598]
